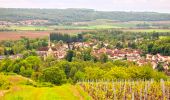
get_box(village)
[0,37,170,71]
[0,20,49,26]
[35,38,170,70]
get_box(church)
[37,36,58,59]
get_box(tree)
[20,66,33,77]
[74,71,85,83]
[22,50,37,59]
[41,67,66,85]
[12,41,26,54]
[100,53,108,63]
[116,42,123,49]
[69,67,77,79]
[82,49,92,61]
[65,50,74,62]
[0,47,4,55]
[25,56,41,71]
[157,63,164,72]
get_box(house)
[0,56,6,60]
[151,61,158,69]
[137,59,148,66]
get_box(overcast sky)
[0,0,170,13]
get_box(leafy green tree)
[22,50,37,59]
[82,49,92,61]
[25,56,41,71]
[157,63,164,72]
[65,50,74,62]
[12,41,26,54]
[74,71,85,83]
[0,47,4,55]
[69,67,77,79]
[85,67,105,80]
[41,67,66,85]
[20,66,33,77]
[100,53,108,63]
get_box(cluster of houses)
[36,38,67,60]
[92,47,170,70]
[37,39,170,70]
[36,38,170,70]
[0,39,169,70]
[0,20,48,26]
[18,20,48,26]
[92,48,142,61]
[146,54,170,70]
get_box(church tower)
[47,35,53,56]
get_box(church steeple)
[47,35,53,56]
[48,35,51,47]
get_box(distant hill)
[1,8,170,24]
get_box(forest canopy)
[1,8,170,24]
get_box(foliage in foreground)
[0,73,10,90]
[0,56,168,85]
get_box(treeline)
[0,37,48,55]
[50,33,83,43]
[140,37,170,56]
[1,8,170,24]
[0,56,167,85]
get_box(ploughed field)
[0,30,91,41]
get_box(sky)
[0,0,170,13]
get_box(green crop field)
[159,36,170,40]
[9,26,49,31]
[123,29,170,32]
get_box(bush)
[0,73,10,90]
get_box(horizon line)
[0,7,170,14]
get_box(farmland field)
[0,30,92,41]
[122,29,170,32]
[9,26,49,31]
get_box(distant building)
[37,36,66,60]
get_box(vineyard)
[78,80,170,100]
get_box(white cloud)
[0,0,169,13]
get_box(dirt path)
[0,90,9,98]
[70,85,84,100]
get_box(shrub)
[0,73,10,90]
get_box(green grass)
[53,25,122,30]
[123,29,170,32]
[2,84,90,100]
[159,36,170,40]
[9,26,49,31]
[1,75,91,100]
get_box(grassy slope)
[0,75,91,100]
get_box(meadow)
[122,29,170,32]
[0,75,91,100]
[2,26,49,31]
